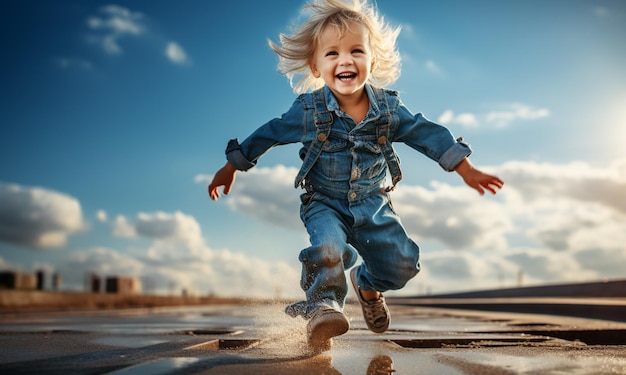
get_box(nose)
[338,52,353,66]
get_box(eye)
[352,49,364,54]
[325,51,338,57]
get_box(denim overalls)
[225,84,472,318]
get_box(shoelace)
[364,297,387,326]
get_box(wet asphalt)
[1,299,626,374]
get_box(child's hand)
[208,162,237,200]
[455,158,503,195]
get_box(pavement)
[1,300,626,374]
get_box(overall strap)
[294,88,333,189]
[372,87,402,191]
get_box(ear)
[310,63,321,78]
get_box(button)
[378,136,387,144]
[317,133,327,142]
[350,192,357,199]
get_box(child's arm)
[455,158,503,195]
[208,162,237,201]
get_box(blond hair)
[268,0,401,94]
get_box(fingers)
[208,184,223,201]
[208,184,218,201]
[208,184,231,201]
[482,178,504,195]
[475,185,485,196]
[491,177,504,191]
[484,184,497,195]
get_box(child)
[208,0,503,350]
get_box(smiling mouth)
[337,72,357,81]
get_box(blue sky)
[1,0,625,298]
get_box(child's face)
[310,22,372,99]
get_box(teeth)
[337,73,356,80]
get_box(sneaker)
[350,267,390,333]
[307,308,350,352]
[367,355,395,375]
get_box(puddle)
[524,329,626,346]
[472,329,626,346]
[390,334,550,349]
[438,352,626,375]
[391,318,505,333]
[0,306,256,336]
[92,336,169,348]
[177,329,243,335]
[108,357,201,375]
[185,339,262,350]
[0,329,88,335]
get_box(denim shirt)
[226,84,471,200]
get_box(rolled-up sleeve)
[438,137,472,172]
[226,138,256,171]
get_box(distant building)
[52,273,61,291]
[105,276,140,294]
[36,270,45,290]
[0,271,37,290]
[89,274,102,293]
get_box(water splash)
[248,301,310,358]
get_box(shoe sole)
[308,311,350,351]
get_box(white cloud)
[438,103,550,128]
[485,102,550,127]
[0,196,295,296]
[492,159,626,282]
[7,156,624,297]
[194,174,212,184]
[113,211,204,250]
[209,165,303,230]
[83,4,191,66]
[425,60,443,75]
[68,247,144,278]
[437,109,454,125]
[393,181,512,250]
[199,164,515,250]
[86,5,144,55]
[497,159,626,215]
[574,247,626,277]
[100,4,142,20]
[404,249,521,295]
[402,244,605,296]
[55,57,93,71]
[505,249,596,283]
[203,159,626,295]
[113,215,135,237]
[0,183,85,249]
[165,42,189,65]
[59,247,145,290]
[105,208,302,297]
[136,242,301,297]
[96,210,107,223]
[102,36,122,54]
[437,110,479,127]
